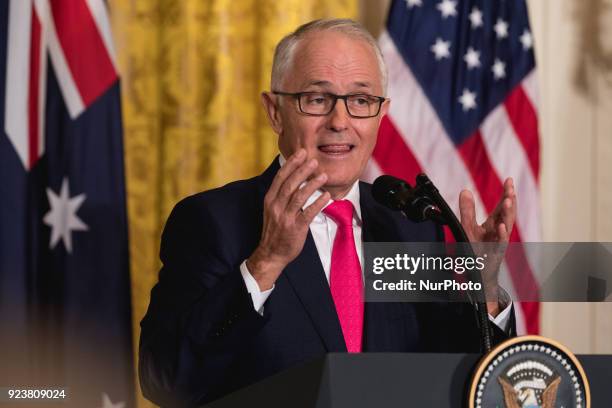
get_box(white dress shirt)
[240,157,512,331]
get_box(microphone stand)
[410,174,493,353]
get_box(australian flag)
[0,1,133,406]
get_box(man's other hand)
[459,177,517,316]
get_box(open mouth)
[317,144,355,155]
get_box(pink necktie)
[323,200,364,353]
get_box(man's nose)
[326,99,350,132]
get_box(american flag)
[363,0,541,334]
[1,0,133,405]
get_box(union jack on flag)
[0,0,133,406]
[364,0,541,334]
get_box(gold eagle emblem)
[498,375,561,408]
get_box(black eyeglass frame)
[272,91,387,118]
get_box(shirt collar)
[278,154,362,223]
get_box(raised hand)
[459,178,517,315]
[459,178,516,244]
[247,149,330,290]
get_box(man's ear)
[261,92,283,134]
[378,98,391,123]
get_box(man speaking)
[139,19,517,407]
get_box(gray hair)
[271,18,388,96]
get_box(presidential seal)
[468,335,590,408]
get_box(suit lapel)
[359,181,399,243]
[282,232,347,352]
[359,182,415,351]
[283,232,346,352]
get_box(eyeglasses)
[272,91,386,118]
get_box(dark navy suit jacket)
[139,158,514,407]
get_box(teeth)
[319,144,351,153]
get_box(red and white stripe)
[4,0,118,170]
[363,31,542,335]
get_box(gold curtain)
[108,1,357,406]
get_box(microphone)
[372,175,445,224]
